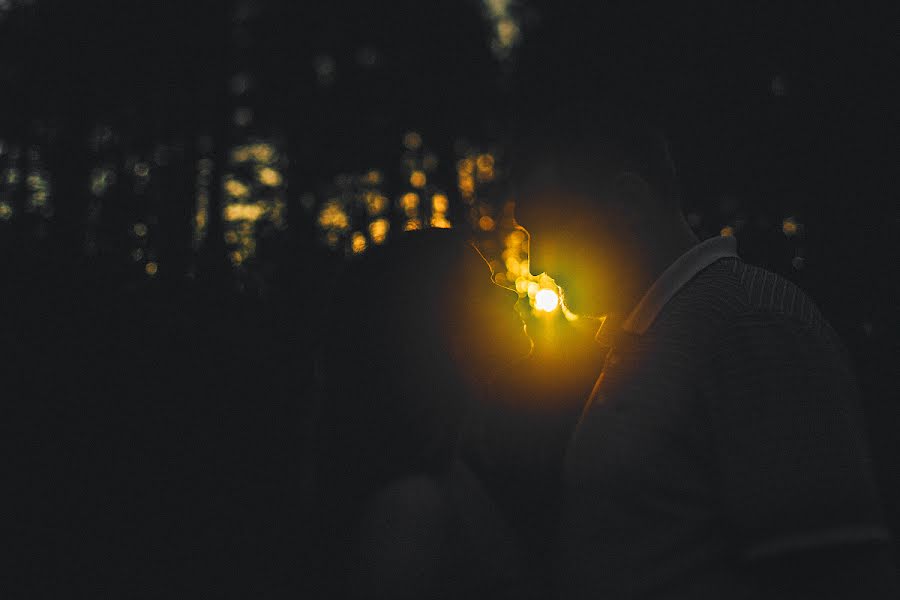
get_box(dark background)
[3,1,897,595]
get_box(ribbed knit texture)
[559,257,890,599]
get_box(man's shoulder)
[644,258,841,369]
[660,258,826,330]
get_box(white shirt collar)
[621,235,739,335]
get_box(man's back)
[560,256,893,598]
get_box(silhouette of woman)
[314,228,532,599]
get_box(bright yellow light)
[403,218,422,231]
[505,229,525,247]
[351,231,367,254]
[431,193,448,212]
[458,174,475,194]
[410,170,426,188]
[257,167,282,186]
[224,203,265,221]
[368,218,389,244]
[224,178,251,199]
[430,215,452,229]
[535,288,559,312]
[249,143,276,164]
[401,192,419,216]
[145,261,158,276]
[318,200,349,230]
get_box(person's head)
[317,229,528,482]
[509,107,686,316]
[505,6,694,317]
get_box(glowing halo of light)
[535,288,560,313]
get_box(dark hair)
[505,6,682,206]
[316,229,472,488]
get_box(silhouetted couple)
[313,104,898,599]
[314,19,898,591]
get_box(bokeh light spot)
[410,170,426,188]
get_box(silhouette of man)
[507,10,899,598]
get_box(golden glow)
[145,261,158,276]
[535,288,560,312]
[351,231,367,254]
[224,178,251,200]
[457,158,474,175]
[225,230,239,244]
[368,218,390,244]
[505,229,526,246]
[403,131,422,150]
[257,167,282,187]
[720,225,734,237]
[318,200,350,230]
[410,170,427,188]
[195,208,207,229]
[365,192,388,216]
[231,146,251,163]
[431,193,449,212]
[363,169,383,185]
[249,143,276,164]
[476,153,495,182]
[403,218,422,231]
[231,143,277,164]
[224,203,265,221]
[430,214,452,229]
[459,174,475,194]
[782,217,798,236]
[401,192,420,216]
[478,215,495,231]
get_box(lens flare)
[535,288,559,312]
